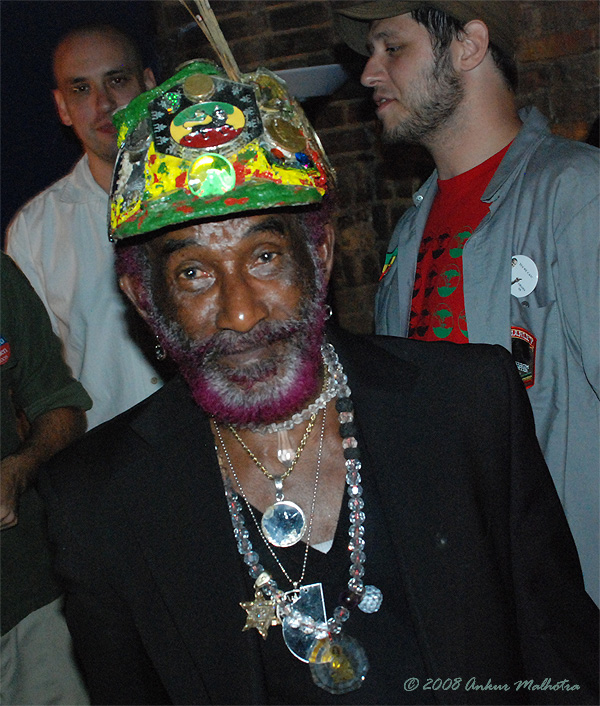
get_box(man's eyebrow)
[159,218,289,256]
[160,237,200,256]
[105,67,134,78]
[244,216,288,238]
[369,28,402,44]
[68,68,132,84]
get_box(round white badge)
[510,255,538,297]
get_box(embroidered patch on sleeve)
[379,247,398,281]
[0,336,11,365]
[511,326,536,388]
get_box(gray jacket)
[376,107,599,605]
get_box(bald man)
[6,26,165,431]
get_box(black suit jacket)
[39,329,598,704]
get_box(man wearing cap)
[5,25,163,430]
[38,59,597,704]
[336,1,600,606]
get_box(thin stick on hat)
[179,0,241,81]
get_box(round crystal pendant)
[261,500,306,547]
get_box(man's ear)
[119,274,152,324]
[454,19,490,72]
[142,67,157,91]
[316,223,335,285]
[53,89,72,127]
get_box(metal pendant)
[280,583,327,662]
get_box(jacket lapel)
[118,377,267,703]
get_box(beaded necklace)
[215,342,383,694]
[247,342,340,433]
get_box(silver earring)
[325,305,333,321]
[155,338,166,361]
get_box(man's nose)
[216,273,268,333]
[95,86,117,112]
[361,55,385,87]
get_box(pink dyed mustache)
[189,318,306,363]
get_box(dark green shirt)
[1,252,92,633]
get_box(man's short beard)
[384,49,464,145]
[147,269,328,428]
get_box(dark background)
[1,1,160,240]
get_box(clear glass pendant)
[261,476,306,547]
[276,429,296,468]
[261,500,306,547]
[280,583,327,662]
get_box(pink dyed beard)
[151,297,327,427]
[180,321,323,426]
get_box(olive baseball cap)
[336,1,517,57]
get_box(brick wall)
[154,0,599,333]
[518,1,599,141]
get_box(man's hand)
[1,454,23,529]
[1,407,87,529]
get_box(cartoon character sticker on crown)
[152,70,261,158]
[108,2,334,241]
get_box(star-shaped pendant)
[240,597,279,639]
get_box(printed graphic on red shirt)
[409,142,511,344]
[409,229,472,343]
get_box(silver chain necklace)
[214,405,326,587]
[223,407,320,548]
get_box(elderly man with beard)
[335,1,600,607]
[38,60,597,705]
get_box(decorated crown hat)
[109,1,334,241]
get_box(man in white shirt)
[6,25,163,429]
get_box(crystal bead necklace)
[247,343,341,433]
[214,342,383,694]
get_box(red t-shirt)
[409,143,511,342]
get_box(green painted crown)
[109,60,334,240]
